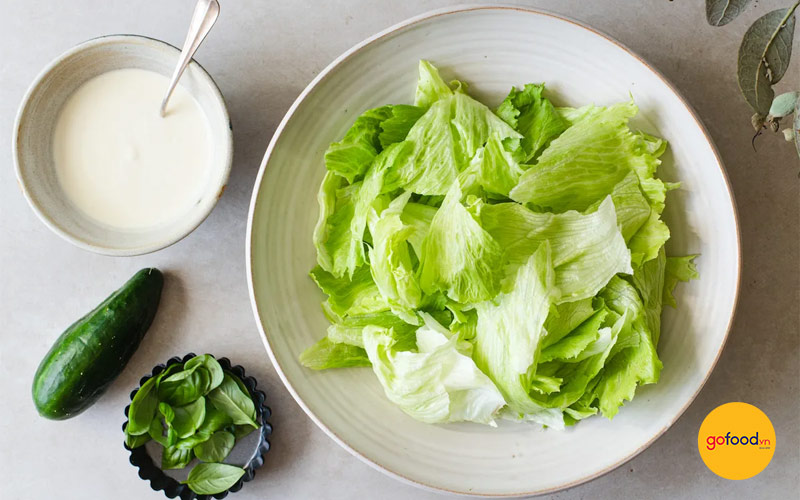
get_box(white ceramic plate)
[247,6,740,496]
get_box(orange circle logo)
[698,402,775,480]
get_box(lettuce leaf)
[310,266,388,317]
[367,192,422,323]
[479,196,632,302]
[363,314,505,424]
[542,298,597,348]
[414,60,456,108]
[324,104,426,184]
[594,276,663,418]
[384,92,521,195]
[496,83,567,161]
[299,337,371,370]
[418,183,504,303]
[327,310,419,351]
[663,255,699,307]
[473,243,559,423]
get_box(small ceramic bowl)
[13,35,233,256]
[124,354,272,500]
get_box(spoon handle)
[160,0,220,116]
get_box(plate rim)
[245,4,742,497]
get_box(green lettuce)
[363,314,505,424]
[478,196,632,302]
[496,83,568,161]
[367,192,422,323]
[299,337,371,370]
[301,61,698,428]
[418,183,504,303]
[472,243,561,425]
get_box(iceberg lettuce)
[301,61,697,428]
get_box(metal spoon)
[159,0,220,117]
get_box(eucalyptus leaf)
[172,397,207,439]
[184,354,224,392]
[162,445,193,470]
[794,99,800,158]
[193,431,235,463]
[158,366,211,406]
[183,463,246,495]
[706,0,751,26]
[126,376,158,436]
[737,5,798,115]
[207,373,258,428]
[769,91,799,118]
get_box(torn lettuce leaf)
[532,311,630,410]
[510,102,663,214]
[384,92,522,195]
[299,337,371,370]
[663,255,699,307]
[414,60,456,109]
[496,83,568,161]
[594,276,663,418]
[588,170,651,242]
[324,104,426,184]
[363,315,505,425]
[367,192,422,323]
[313,171,345,272]
[458,133,525,197]
[479,196,632,302]
[418,183,504,303]
[327,310,419,351]
[310,266,388,317]
[472,243,560,424]
[542,298,597,348]
[628,211,671,267]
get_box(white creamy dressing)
[53,68,212,229]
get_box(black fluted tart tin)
[122,353,272,500]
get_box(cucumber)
[32,268,164,420]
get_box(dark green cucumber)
[32,268,164,420]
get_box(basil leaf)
[148,416,177,447]
[184,463,246,495]
[149,403,177,447]
[738,6,798,114]
[233,423,257,441]
[184,354,224,392]
[158,366,211,406]
[162,445,193,470]
[207,373,258,427]
[228,371,254,407]
[126,376,159,436]
[155,363,184,388]
[193,431,235,463]
[159,402,175,424]
[175,432,211,450]
[172,397,207,439]
[125,428,151,449]
[196,402,233,436]
[706,0,751,27]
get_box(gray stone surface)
[0,1,797,499]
